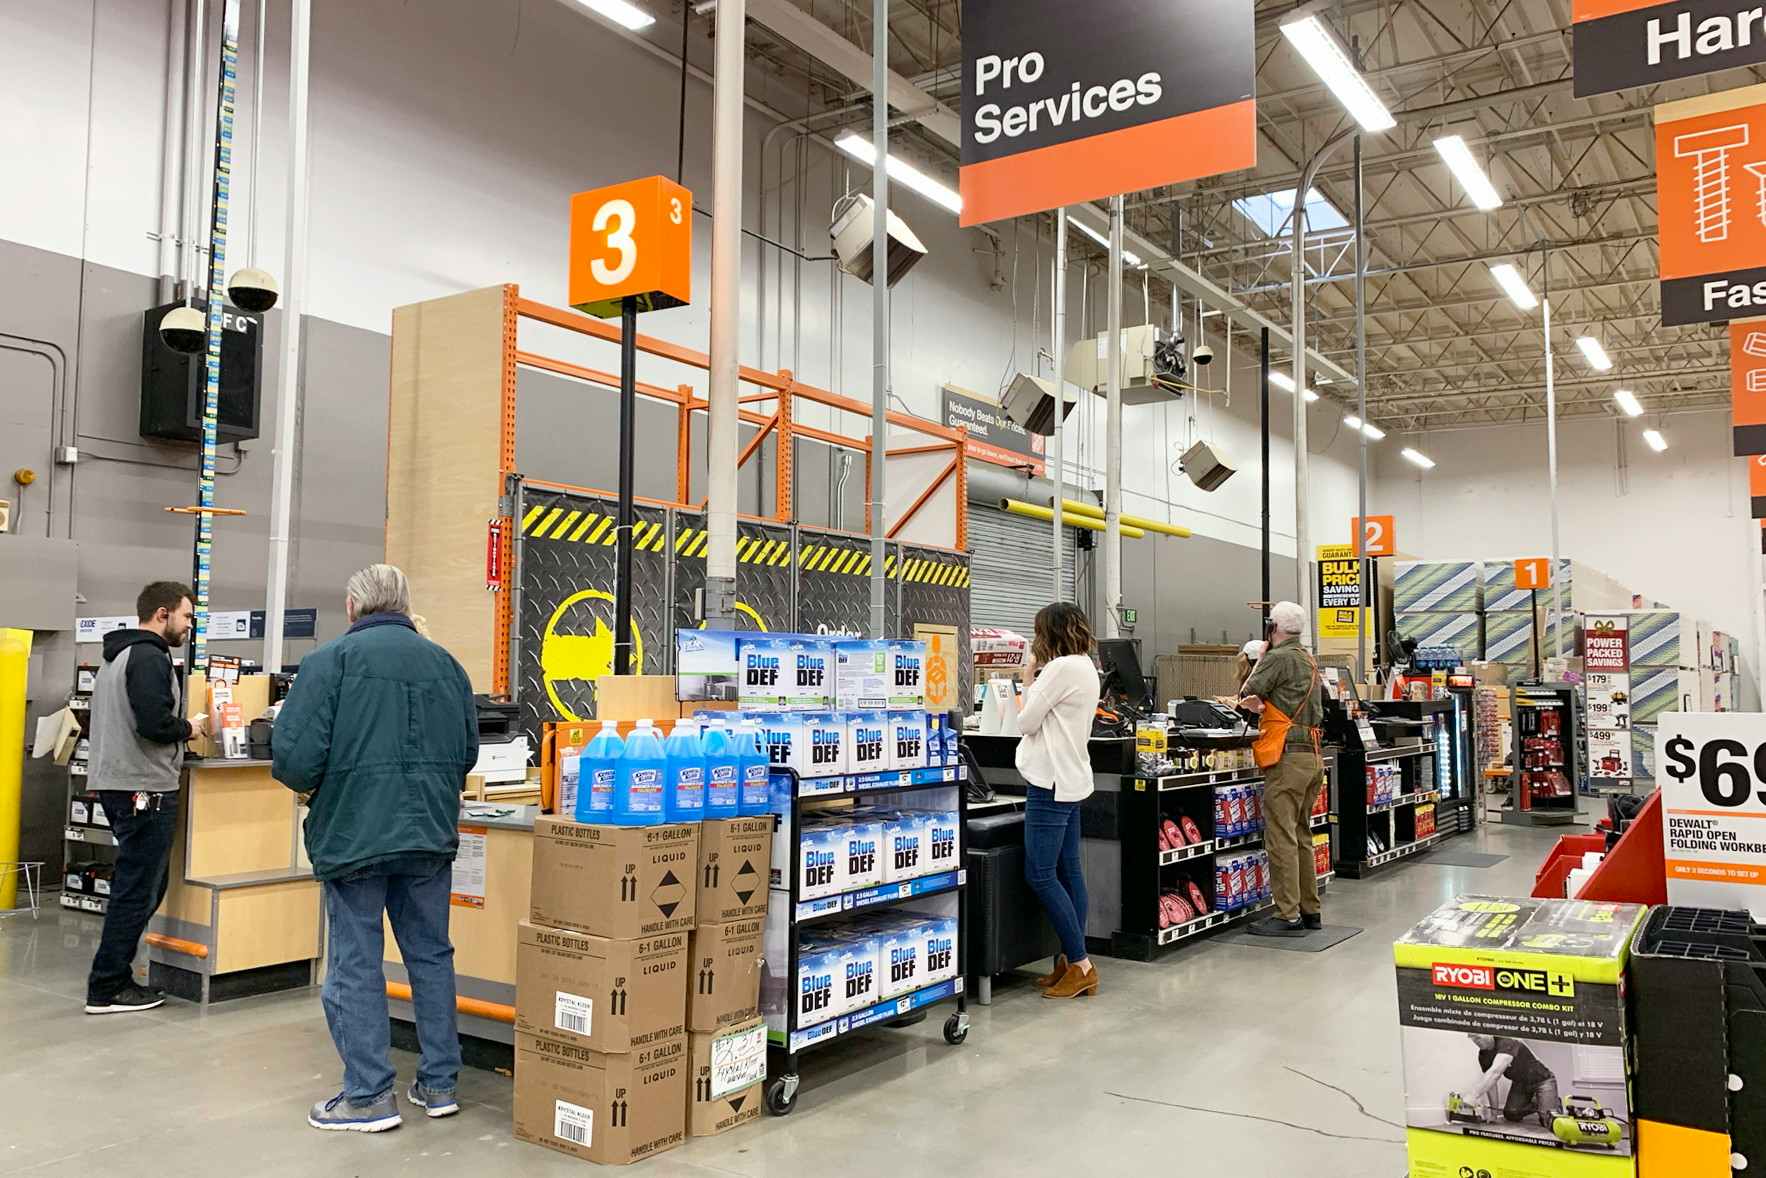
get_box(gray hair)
[1269,600,1306,636]
[345,564,411,618]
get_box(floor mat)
[1216,925,1364,953]
[1418,849,1509,868]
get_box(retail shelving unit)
[1333,707,1448,878]
[59,664,112,915]
[1501,682,1580,827]
[764,763,969,1116]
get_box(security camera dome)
[1192,343,1215,366]
[159,305,207,354]
[227,266,280,312]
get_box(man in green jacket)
[274,564,478,1133]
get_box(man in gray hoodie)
[84,581,206,1014]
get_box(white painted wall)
[0,0,1366,563]
[1375,411,1762,705]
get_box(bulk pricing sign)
[1656,84,1766,326]
[1658,712,1766,919]
[958,0,1255,227]
[1314,543,1370,640]
[1573,0,1766,97]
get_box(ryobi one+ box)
[1394,896,1646,1178]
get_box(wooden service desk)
[146,758,322,1003]
[384,804,535,1065]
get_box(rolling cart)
[763,761,971,1115]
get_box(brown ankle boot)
[1042,961,1099,999]
[1033,955,1069,988]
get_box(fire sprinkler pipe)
[1049,498,1191,538]
[1002,500,1145,539]
[1051,208,1068,601]
[1103,194,1124,638]
[867,0,889,639]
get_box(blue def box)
[918,915,959,987]
[887,641,927,709]
[801,712,848,778]
[846,712,890,775]
[887,711,928,770]
[835,640,890,710]
[881,811,933,883]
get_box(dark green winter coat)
[272,613,478,880]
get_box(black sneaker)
[1247,916,1307,937]
[1302,913,1324,930]
[85,982,166,1015]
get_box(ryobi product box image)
[512,1031,687,1166]
[847,711,890,774]
[1393,896,1647,1178]
[687,915,765,1032]
[514,922,689,1054]
[688,1016,767,1137]
[696,816,773,923]
[888,640,928,709]
[530,818,700,940]
[835,639,890,710]
[888,710,928,770]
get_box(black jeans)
[87,791,180,1002]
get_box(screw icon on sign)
[1748,161,1766,230]
[1674,125,1751,242]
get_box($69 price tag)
[1661,731,1766,807]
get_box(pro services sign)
[959,0,1255,227]
[1574,0,1766,97]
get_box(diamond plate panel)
[670,512,795,635]
[516,489,670,736]
[795,528,889,638]
[898,545,973,714]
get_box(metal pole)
[1103,195,1124,639]
[1260,327,1271,613]
[1354,133,1370,677]
[704,0,744,625]
[1544,289,1564,661]
[1051,208,1067,601]
[263,0,308,673]
[248,0,265,263]
[868,0,889,639]
[615,297,638,674]
[184,0,207,302]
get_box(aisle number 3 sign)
[568,176,693,319]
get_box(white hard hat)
[1241,640,1266,659]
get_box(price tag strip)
[1659,713,1766,919]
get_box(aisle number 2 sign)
[1514,557,1553,590]
[1350,515,1396,557]
[568,176,693,319]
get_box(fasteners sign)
[1574,1,1766,97]
[1656,85,1766,326]
[959,0,1255,227]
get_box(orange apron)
[1251,650,1322,769]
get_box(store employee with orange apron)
[1233,601,1325,937]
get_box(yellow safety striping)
[798,544,820,567]
[675,527,696,552]
[530,506,563,539]
[566,513,597,543]
[521,504,546,531]
[688,532,707,557]
[737,537,756,561]
[585,516,612,545]
[857,554,872,576]
[772,544,791,566]
[554,510,583,542]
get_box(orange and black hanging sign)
[958,0,1255,227]
[1730,319,1766,453]
[1656,85,1766,326]
[1750,454,1766,518]
[1574,1,1766,97]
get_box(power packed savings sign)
[958,0,1255,227]
[1573,0,1766,97]
[1659,712,1766,919]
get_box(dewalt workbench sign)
[1315,543,1369,640]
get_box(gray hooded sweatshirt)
[87,629,191,793]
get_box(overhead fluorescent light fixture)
[1343,415,1386,440]
[1280,14,1395,133]
[1269,370,1321,401]
[1613,388,1643,418]
[575,0,656,30]
[1488,262,1537,310]
[1068,216,1144,267]
[1401,447,1436,469]
[833,133,963,215]
[1576,336,1613,371]
[1233,187,1349,239]
[1642,428,1668,452]
[1433,134,1502,210]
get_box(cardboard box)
[512,1032,686,1166]
[696,816,773,923]
[515,921,689,1053]
[1394,896,1647,1177]
[688,1017,767,1137]
[687,916,764,1032]
[531,818,699,940]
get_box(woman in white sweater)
[1014,602,1103,999]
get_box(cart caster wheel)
[765,1074,799,1116]
[943,1012,969,1045]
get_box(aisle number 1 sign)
[1514,557,1553,590]
[568,176,693,319]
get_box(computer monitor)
[1096,638,1151,708]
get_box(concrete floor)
[0,817,1574,1178]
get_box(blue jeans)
[1023,786,1088,962]
[321,862,461,1103]
[87,791,178,1002]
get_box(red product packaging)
[1160,817,1185,849]
[1179,815,1203,845]
[1185,879,1209,915]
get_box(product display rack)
[60,664,114,913]
[1332,702,1450,879]
[1501,682,1581,826]
[1099,751,1335,961]
[765,761,969,1116]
